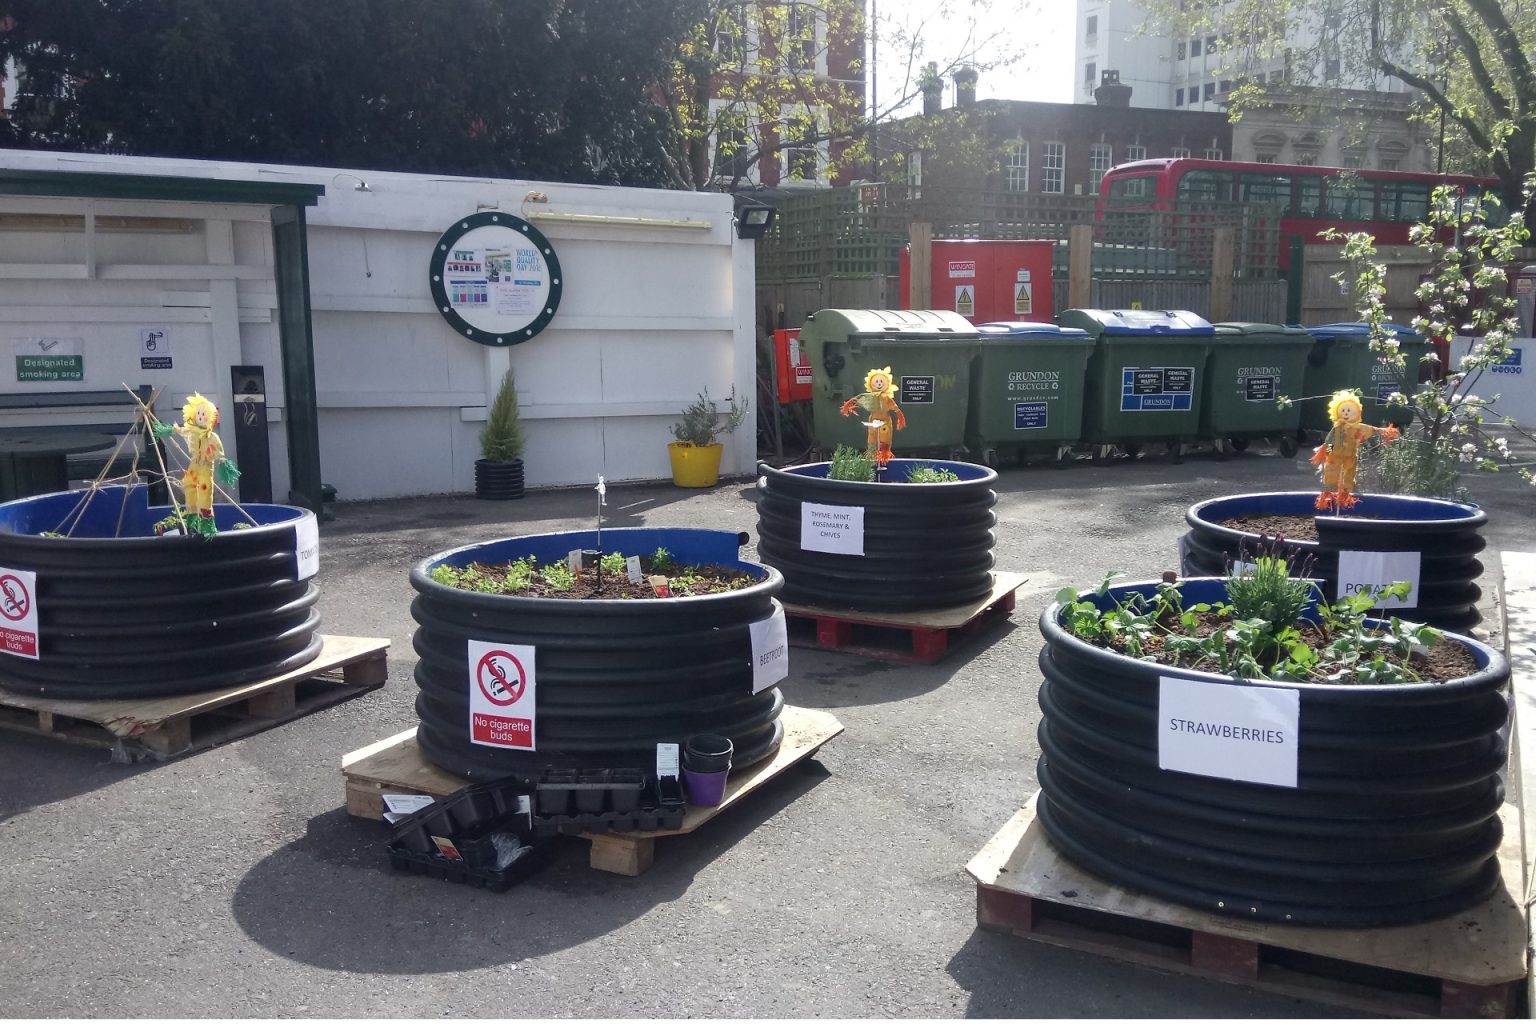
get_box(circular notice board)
[428,212,563,346]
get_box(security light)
[733,195,777,239]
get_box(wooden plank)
[0,635,389,738]
[968,794,1527,991]
[1501,551,1536,1019]
[782,571,1027,631]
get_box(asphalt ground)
[2,443,1533,1018]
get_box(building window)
[1042,142,1065,194]
[1219,79,1231,93]
[1090,144,1113,190]
[1005,141,1028,191]
[1176,40,1186,60]
[713,121,756,181]
[1256,154,1278,164]
[1173,146,1191,159]
[1174,87,1184,106]
[1205,35,1217,52]
[1295,152,1317,166]
[780,110,822,183]
[1203,81,1215,100]
[906,151,923,198]
[1125,144,1146,162]
[1190,37,1201,57]
[1086,14,1097,37]
[1204,147,1224,160]
[1269,69,1285,84]
[1324,57,1341,81]
[785,2,818,73]
[1085,62,1096,86]
[1380,158,1400,171]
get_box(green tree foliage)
[1143,0,1536,216]
[0,0,698,184]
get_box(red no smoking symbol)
[0,575,30,622]
[476,650,526,706]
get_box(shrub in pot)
[668,387,748,488]
[475,369,524,500]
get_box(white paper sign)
[466,639,536,749]
[656,742,680,779]
[625,555,643,583]
[382,793,437,815]
[0,567,39,660]
[1335,549,1421,609]
[294,514,319,581]
[749,606,790,693]
[800,502,865,556]
[1158,676,1300,788]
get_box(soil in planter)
[430,553,756,600]
[1220,512,1384,543]
[1091,608,1479,684]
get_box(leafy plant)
[906,463,960,483]
[1314,176,1536,495]
[671,387,748,446]
[540,561,576,592]
[480,369,524,463]
[1056,566,1440,686]
[1358,435,1469,502]
[827,443,875,482]
[651,547,674,572]
[599,551,628,575]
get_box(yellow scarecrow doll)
[1310,389,1398,512]
[840,366,907,465]
[156,393,241,537]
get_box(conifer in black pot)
[475,370,525,500]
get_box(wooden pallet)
[781,571,1027,664]
[341,704,844,876]
[0,634,390,762]
[967,794,1526,1019]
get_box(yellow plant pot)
[667,441,723,488]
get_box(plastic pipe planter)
[755,459,998,612]
[1181,492,1487,632]
[409,527,788,782]
[0,484,321,698]
[1037,577,1509,928]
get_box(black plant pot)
[1181,492,1487,632]
[410,527,786,781]
[0,484,322,698]
[1037,577,1510,928]
[755,458,998,611]
[474,458,525,500]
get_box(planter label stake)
[0,567,38,659]
[294,514,320,581]
[749,607,790,693]
[625,556,643,583]
[1158,676,1299,788]
[801,502,864,556]
[467,640,536,750]
[1336,550,1421,609]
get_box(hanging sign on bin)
[1158,675,1299,788]
[749,607,789,693]
[467,639,537,749]
[0,567,39,659]
[801,502,864,556]
[1336,550,1421,609]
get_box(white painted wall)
[0,151,757,501]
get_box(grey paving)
[2,446,1532,1018]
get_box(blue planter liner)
[0,484,320,698]
[1036,577,1509,927]
[1182,491,1486,632]
[410,527,786,781]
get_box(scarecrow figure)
[1310,388,1398,512]
[158,393,241,537]
[840,366,906,465]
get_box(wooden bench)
[0,386,166,498]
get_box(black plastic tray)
[388,840,549,892]
[530,774,685,836]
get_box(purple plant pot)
[683,767,730,807]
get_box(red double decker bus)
[1098,158,1501,271]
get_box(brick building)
[884,69,1233,198]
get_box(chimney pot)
[1094,69,1133,107]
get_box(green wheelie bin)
[967,321,1093,467]
[799,308,978,458]
[1301,322,1426,434]
[1055,308,1215,463]
[1202,322,1314,457]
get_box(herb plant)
[827,443,875,482]
[672,387,749,446]
[907,463,960,483]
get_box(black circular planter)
[1037,577,1510,928]
[755,459,998,611]
[1182,492,1487,632]
[0,484,321,698]
[474,458,525,500]
[410,527,786,781]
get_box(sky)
[872,0,1076,116]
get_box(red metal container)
[772,328,812,403]
[899,239,1056,324]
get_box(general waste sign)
[0,567,39,660]
[466,639,536,749]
